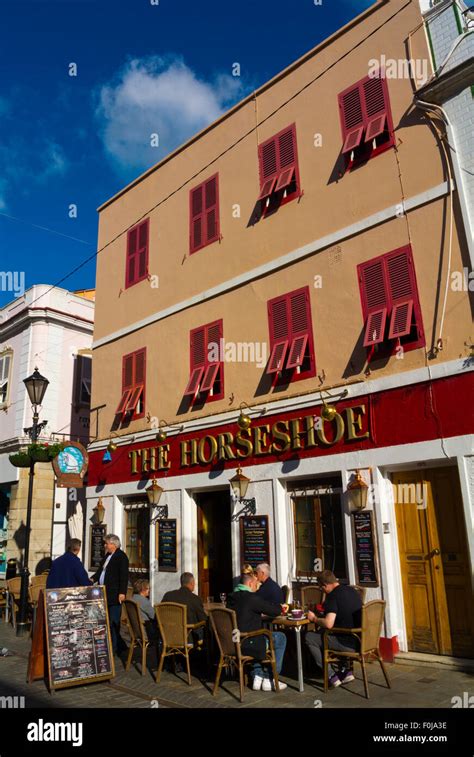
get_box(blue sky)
[0,0,372,307]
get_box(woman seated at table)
[227,572,287,691]
[241,563,261,590]
[132,579,160,642]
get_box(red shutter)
[258,125,299,200]
[125,385,143,414]
[117,349,145,416]
[126,221,149,287]
[184,367,204,396]
[286,334,308,369]
[339,83,364,153]
[287,289,311,367]
[362,73,388,143]
[116,389,132,415]
[190,185,203,253]
[200,363,220,392]
[184,326,206,395]
[204,175,219,244]
[267,340,289,373]
[358,258,389,346]
[267,295,289,374]
[386,247,416,339]
[190,176,219,252]
[258,137,278,199]
[123,354,134,389]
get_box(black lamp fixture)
[17,367,49,637]
[347,470,369,511]
[146,478,168,521]
[229,466,256,520]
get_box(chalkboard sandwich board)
[352,510,379,587]
[156,519,178,572]
[44,585,115,691]
[240,515,270,569]
[89,524,107,571]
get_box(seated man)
[305,570,362,688]
[256,563,284,604]
[227,572,287,691]
[131,578,159,642]
[162,572,207,641]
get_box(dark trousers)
[108,604,127,654]
[305,631,355,676]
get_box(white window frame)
[0,350,13,407]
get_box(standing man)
[47,539,90,589]
[305,570,362,687]
[92,534,129,656]
[256,563,284,604]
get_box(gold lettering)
[271,420,291,453]
[129,450,139,475]
[253,424,271,456]
[198,435,218,464]
[150,447,157,471]
[316,413,344,446]
[180,439,198,467]
[217,432,236,461]
[345,405,369,441]
[235,429,253,458]
[158,444,171,470]
[290,418,305,450]
[304,415,317,447]
[140,448,150,473]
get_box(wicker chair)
[154,602,206,685]
[123,600,153,676]
[323,599,391,699]
[0,587,7,621]
[6,577,24,629]
[300,585,325,610]
[209,606,280,702]
[351,585,367,604]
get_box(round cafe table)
[264,615,310,693]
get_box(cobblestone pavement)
[0,621,471,710]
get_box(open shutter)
[359,258,389,346]
[204,176,219,244]
[286,334,308,369]
[339,83,364,153]
[267,296,290,374]
[286,289,311,368]
[137,220,149,279]
[200,363,220,392]
[116,353,134,414]
[386,247,416,339]
[276,126,297,190]
[258,137,278,199]
[202,320,222,393]
[190,185,204,252]
[185,327,206,395]
[362,73,388,143]
[126,227,138,287]
[125,385,143,414]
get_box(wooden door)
[394,467,473,657]
[197,504,210,601]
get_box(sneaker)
[273,680,288,691]
[340,670,355,684]
[252,675,264,691]
[329,673,341,688]
[262,678,288,691]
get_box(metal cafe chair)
[6,577,25,631]
[209,606,281,703]
[123,599,154,676]
[323,599,391,699]
[154,602,206,685]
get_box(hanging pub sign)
[352,510,379,587]
[53,440,89,488]
[156,519,178,572]
[240,515,270,568]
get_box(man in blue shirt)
[47,539,91,589]
[256,563,284,604]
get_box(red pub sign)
[87,373,473,487]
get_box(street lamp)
[347,470,369,511]
[147,479,168,522]
[16,368,49,636]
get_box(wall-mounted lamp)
[154,419,184,442]
[319,388,348,422]
[93,498,105,524]
[147,478,168,521]
[347,470,369,511]
[229,466,256,520]
[236,402,267,431]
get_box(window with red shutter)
[116,349,146,418]
[338,70,394,170]
[189,174,220,254]
[358,245,424,356]
[257,124,300,210]
[184,320,223,401]
[125,219,149,288]
[266,287,315,382]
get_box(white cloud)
[96,56,245,175]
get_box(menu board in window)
[156,519,178,572]
[44,586,114,691]
[240,515,270,568]
[352,510,379,587]
[89,523,106,570]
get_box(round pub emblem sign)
[53,441,88,488]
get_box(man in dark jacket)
[227,572,287,691]
[47,539,90,589]
[305,569,362,688]
[162,572,207,631]
[92,534,129,655]
[256,563,284,604]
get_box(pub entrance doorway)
[196,490,233,602]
